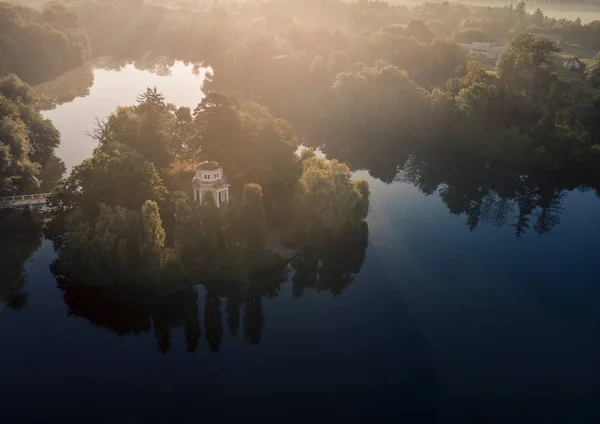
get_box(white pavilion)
[192,161,230,207]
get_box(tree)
[406,20,434,44]
[56,204,142,283]
[94,88,175,168]
[173,193,228,279]
[45,150,167,243]
[496,33,560,99]
[192,92,242,162]
[0,2,90,84]
[515,1,527,19]
[297,156,370,240]
[533,8,544,28]
[141,200,166,274]
[0,74,62,196]
[241,183,266,252]
[586,53,600,89]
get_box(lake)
[2,60,600,423]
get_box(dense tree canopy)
[0,1,90,84]
[46,89,371,294]
[297,155,369,241]
[8,0,590,176]
[0,74,64,196]
[11,0,600,296]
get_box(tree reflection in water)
[0,210,43,310]
[34,63,94,109]
[398,151,578,237]
[56,220,369,353]
[319,134,599,237]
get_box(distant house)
[565,57,583,71]
[457,43,471,54]
[458,42,506,61]
[471,42,493,58]
[488,46,506,61]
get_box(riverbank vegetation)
[45,89,370,294]
[0,74,65,196]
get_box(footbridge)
[0,193,51,210]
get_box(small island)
[44,88,370,294]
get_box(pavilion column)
[216,190,220,208]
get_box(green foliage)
[93,87,176,168]
[56,200,190,294]
[58,204,142,284]
[45,150,167,244]
[332,62,430,138]
[586,53,600,89]
[173,193,232,280]
[406,20,434,44]
[141,200,166,273]
[353,179,371,221]
[452,28,490,44]
[297,156,370,240]
[0,1,90,84]
[241,183,266,253]
[496,33,560,99]
[0,74,63,196]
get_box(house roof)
[471,42,492,50]
[193,177,230,189]
[489,46,506,54]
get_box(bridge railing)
[0,193,51,206]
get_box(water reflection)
[39,58,209,172]
[54,221,368,353]
[0,211,43,309]
[35,56,208,110]
[292,220,369,296]
[399,151,578,237]
[320,136,600,237]
[55,268,282,353]
[35,63,94,109]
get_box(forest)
[3,0,600,295]
[0,1,90,84]
[2,0,600,178]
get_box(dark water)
[2,63,600,423]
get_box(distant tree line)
[0,1,91,84]
[4,0,598,174]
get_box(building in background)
[457,42,507,61]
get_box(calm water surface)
[1,62,600,423]
[38,59,209,172]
